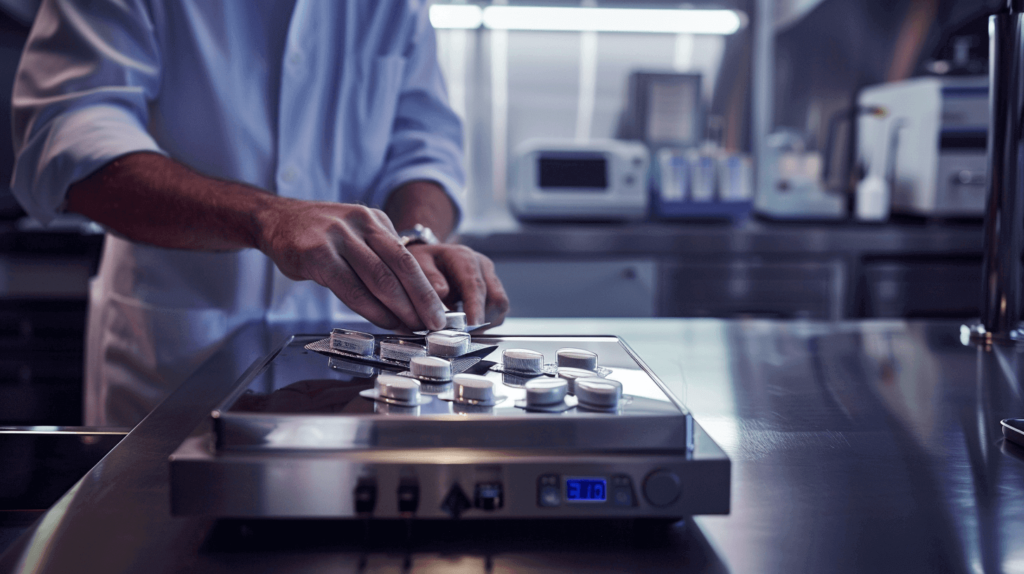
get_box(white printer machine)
[856,76,988,218]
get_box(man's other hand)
[407,243,509,328]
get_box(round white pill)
[330,328,375,356]
[575,378,623,409]
[426,330,471,357]
[376,374,420,403]
[525,377,568,406]
[502,349,544,374]
[453,373,495,403]
[556,367,599,395]
[410,356,453,381]
[444,311,468,331]
[556,348,598,371]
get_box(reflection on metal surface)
[1003,419,1024,448]
[11,480,83,574]
[5,319,1024,573]
[0,427,130,436]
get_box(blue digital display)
[566,478,606,502]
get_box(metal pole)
[968,0,1024,343]
[753,0,773,212]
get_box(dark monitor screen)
[538,156,608,190]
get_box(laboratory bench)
[0,216,987,424]
[0,317,1021,573]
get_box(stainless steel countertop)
[457,218,984,257]
[1,317,1022,573]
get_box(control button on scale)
[354,480,377,515]
[611,475,635,507]
[537,474,560,507]
[474,483,504,511]
[398,479,420,514]
[441,484,472,518]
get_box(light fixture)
[430,4,485,30]
[430,4,745,35]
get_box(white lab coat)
[11,0,465,426]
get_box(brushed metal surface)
[2,318,1023,573]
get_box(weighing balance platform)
[169,334,730,521]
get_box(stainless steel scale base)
[169,335,730,520]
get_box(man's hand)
[384,180,510,328]
[66,154,509,331]
[253,197,447,332]
[407,243,509,327]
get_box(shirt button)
[281,167,297,183]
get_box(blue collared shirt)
[12,0,465,222]
[9,0,467,426]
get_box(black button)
[354,481,377,515]
[398,479,420,514]
[441,484,472,518]
[474,482,504,511]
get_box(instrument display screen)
[538,156,608,190]
[565,477,606,502]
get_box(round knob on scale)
[643,469,682,507]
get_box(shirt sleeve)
[365,0,466,228]
[10,0,165,225]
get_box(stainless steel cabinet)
[858,258,981,318]
[490,255,980,320]
[660,258,846,319]
[492,259,657,317]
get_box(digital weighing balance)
[169,334,730,521]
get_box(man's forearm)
[383,180,458,241]
[66,151,451,330]
[66,152,274,251]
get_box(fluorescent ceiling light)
[481,6,743,35]
[430,5,484,29]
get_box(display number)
[566,478,606,502]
